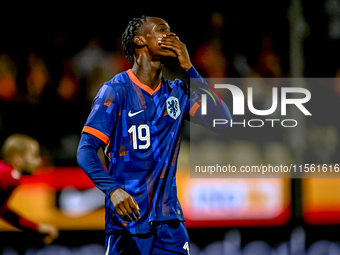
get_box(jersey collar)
[126,69,162,96]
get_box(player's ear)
[134,36,146,47]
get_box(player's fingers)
[115,206,127,221]
[158,40,178,48]
[163,32,176,37]
[128,197,141,219]
[124,199,137,222]
[159,39,183,50]
[159,37,179,43]
[160,45,177,54]
[160,43,180,53]
[118,204,133,222]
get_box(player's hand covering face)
[157,32,192,71]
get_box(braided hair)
[122,16,147,64]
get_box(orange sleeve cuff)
[82,126,110,144]
[189,101,201,116]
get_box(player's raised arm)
[159,32,232,132]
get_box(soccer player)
[0,134,58,244]
[77,16,231,254]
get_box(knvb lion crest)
[166,96,181,120]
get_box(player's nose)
[167,32,176,37]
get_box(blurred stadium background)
[1,1,340,254]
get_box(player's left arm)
[0,201,58,244]
[159,33,232,132]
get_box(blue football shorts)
[104,220,190,255]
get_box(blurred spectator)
[25,52,52,105]
[0,54,17,102]
[110,35,133,74]
[56,59,79,102]
[256,35,283,78]
[325,0,340,41]
[193,12,229,77]
[325,0,340,72]
[46,57,84,166]
[73,38,117,103]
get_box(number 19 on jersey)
[128,124,150,150]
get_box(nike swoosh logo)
[128,109,144,117]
